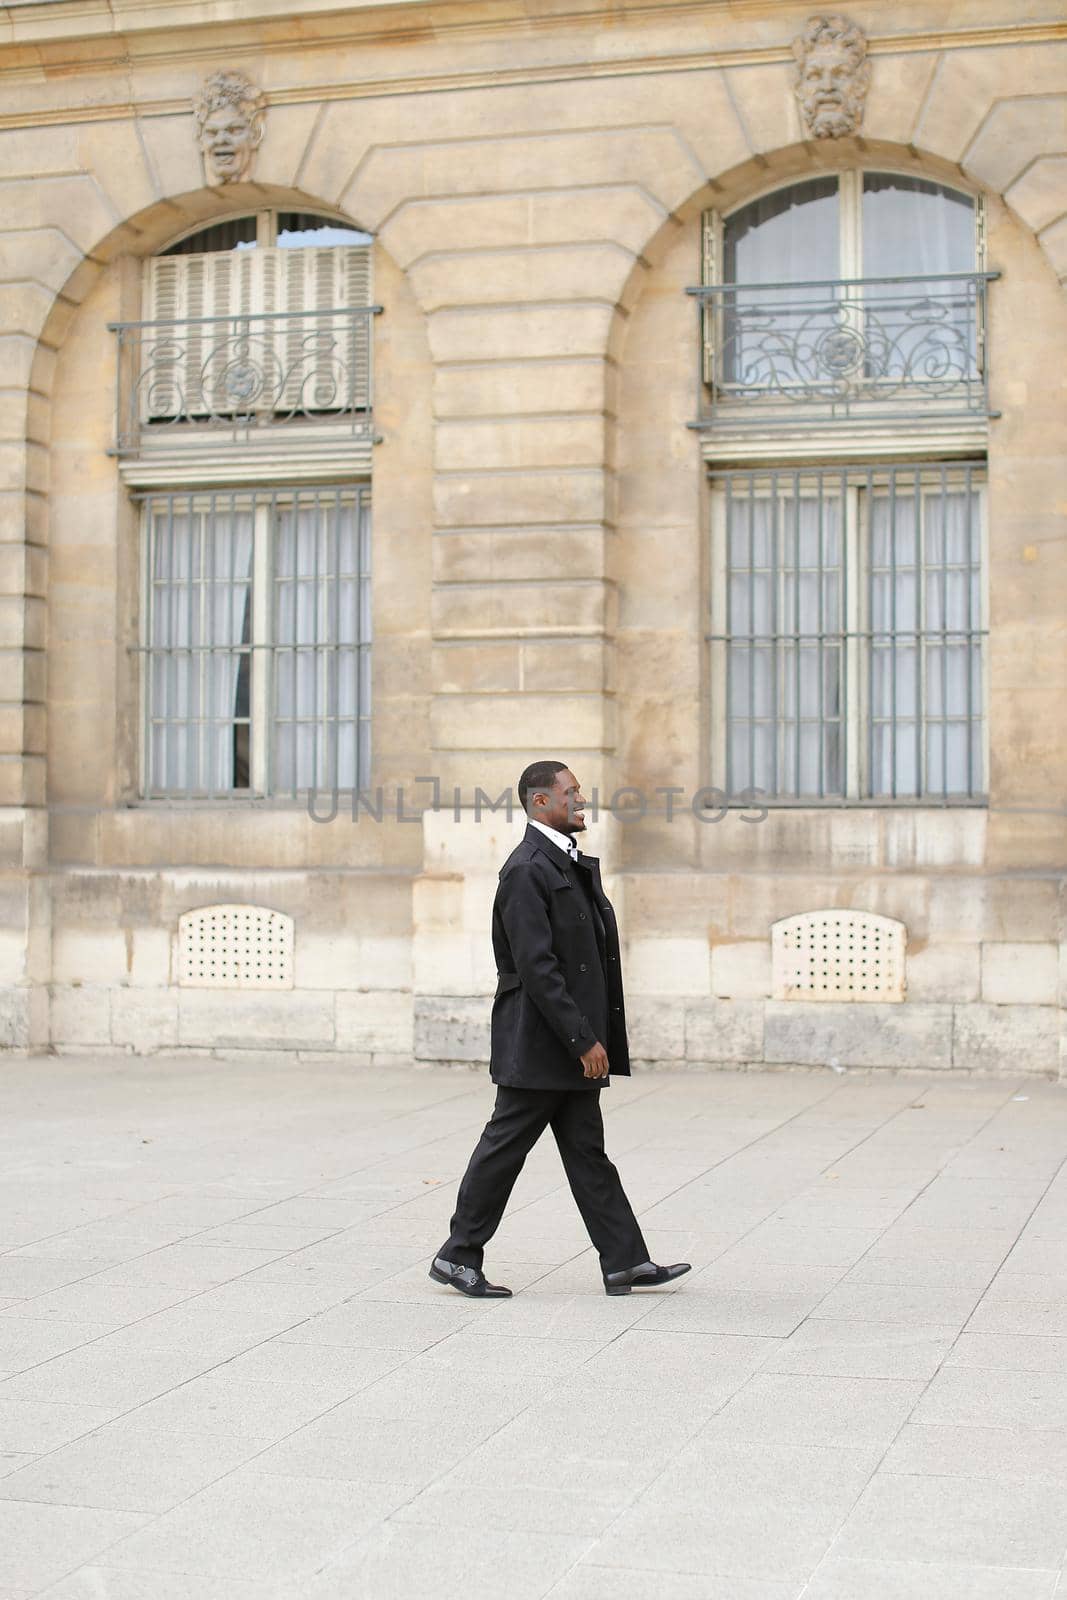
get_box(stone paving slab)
[0,1054,1064,1599]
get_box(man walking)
[429,760,691,1299]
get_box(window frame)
[160,208,373,255]
[708,168,985,285]
[701,170,988,417]
[707,462,989,808]
[136,483,372,805]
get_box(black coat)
[489,824,630,1090]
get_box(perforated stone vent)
[771,911,906,1003]
[178,904,294,990]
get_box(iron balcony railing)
[687,271,998,433]
[110,304,382,454]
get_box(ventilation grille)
[771,911,906,1003]
[178,905,294,990]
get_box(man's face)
[201,108,255,179]
[531,769,587,835]
[800,43,856,138]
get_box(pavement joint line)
[534,1075,977,1594]
[0,1302,486,1588]
[0,1073,958,1327]
[2,1064,1065,1598]
[792,1076,1064,1599]
[0,1077,510,1316]
[0,1093,681,1581]
[447,1072,850,1241]
[56,1068,831,1580]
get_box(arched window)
[723,173,976,285]
[695,173,990,807]
[116,209,377,802]
[715,172,981,392]
[136,210,376,429]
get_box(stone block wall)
[47,866,416,1064]
[0,0,1057,1073]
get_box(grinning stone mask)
[194,71,266,183]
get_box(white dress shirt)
[529,818,579,861]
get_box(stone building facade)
[0,0,1064,1074]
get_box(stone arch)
[24,161,433,1051]
[606,130,1067,857]
[606,133,1067,468]
[612,135,1048,324]
[31,180,382,427]
[679,35,1067,292]
[29,176,430,814]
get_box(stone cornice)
[0,5,1062,128]
[1,0,1062,47]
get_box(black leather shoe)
[428,1257,512,1298]
[603,1261,691,1296]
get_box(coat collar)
[522,822,600,871]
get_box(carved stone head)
[792,15,871,140]
[195,71,266,183]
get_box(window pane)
[276,212,373,249]
[271,489,371,796]
[144,496,253,795]
[713,466,984,805]
[142,485,371,802]
[163,216,258,255]
[866,469,983,799]
[870,497,919,633]
[862,175,974,278]
[862,176,977,385]
[721,474,844,800]
[724,179,839,284]
[721,179,840,391]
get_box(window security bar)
[133,484,371,802]
[707,462,987,806]
[110,305,382,454]
[688,272,998,430]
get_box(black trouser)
[438,1085,648,1276]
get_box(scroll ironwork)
[111,305,380,453]
[689,272,997,431]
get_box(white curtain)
[862,175,974,279]
[273,495,369,795]
[869,487,980,797]
[870,493,920,797]
[727,489,843,798]
[722,179,840,389]
[724,177,839,284]
[862,176,976,380]
[149,503,253,793]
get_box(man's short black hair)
[518,759,568,815]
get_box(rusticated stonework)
[792,14,871,139]
[0,0,1057,1069]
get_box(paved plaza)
[0,1056,1065,1599]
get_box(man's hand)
[580,1041,609,1080]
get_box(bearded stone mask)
[195,71,266,183]
[792,15,871,140]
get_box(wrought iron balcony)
[688,272,997,437]
[109,304,381,461]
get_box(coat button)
[579,962,588,972]
[578,911,586,920]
